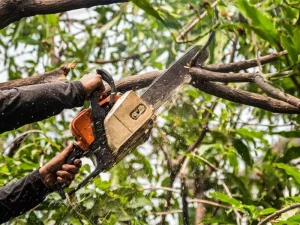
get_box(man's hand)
[39,142,81,189]
[80,73,105,98]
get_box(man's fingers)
[62,164,80,174]
[74,159,82,167]
[56,170,75,181]
[80,73,105,98]
[57,177,71,186]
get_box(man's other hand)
[80,73,105,98]
[39,142,81,189]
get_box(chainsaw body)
[70,90,155,165]
[59,45,209,198]
[58,69,154,198]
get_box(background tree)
[0,0,300,224]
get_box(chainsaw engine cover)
[104,90,155,160]
[69,109,94,150]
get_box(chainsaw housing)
[104,90,155,162]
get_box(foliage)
[0,0,300,224]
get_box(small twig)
[142,186,180,194]
[191,153,218,171]
[252,31,263,74]
[222,182,242,225]
[188,199,231,209]
[257,203,300,225]
[149,210,183,216]
[91,49,154,64]
[266,70,294,79]
[4,130,46,157]
[160,172,177,225]
[229,34,238,63]
[191,153,242,224]
[176,1,218,42]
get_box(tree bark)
[0,0,128,29]
[0,62,75,90]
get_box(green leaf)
[276,212,300,224]
[233,139,253,167]
[281,35,297,64]
[259,208,277,216]
[275,163,300,184]
[278,146,300,163]
[210,192,241,207]
[236,0,279,46]
[227,151,239,173]
[99,13,121,33]
[226,173,252,204]
[132,0,166,26]
[45,14,58,27]
[271,131,300,138]
[234,128,264,140]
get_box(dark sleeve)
[0,81,85,133]
[0,170,52,223]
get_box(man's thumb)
[60,142,74,160]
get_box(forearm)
[0,170,52,223]
[0,81,85,133]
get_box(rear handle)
[56,144,85,199]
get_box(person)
[0,73,105,223]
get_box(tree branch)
[0,62,75,90]
[194,167,206,225]
[254,75,300,108]
[189,67,255,82]
[193,81,300,114]
[202,50,288,72]
[188,199,231,209]
[175,1,218,42]
[149,210,183,216]
[181,175,189,225]
[257,203,300,225]
[0,0,128,29]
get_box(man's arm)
[0,81,85,133]
[0,143,81,223]
[0,73,104,133]
[0,170,51,223]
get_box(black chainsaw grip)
[56,144,84,199]
[65,144,85,165]
[96,68,116,107]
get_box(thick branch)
[254,76,300,108]
[193,81,300,114]
[102,69,300,114]
[0,0,127,29]
[190,67,255,82]
[104,70,164,96]
[0,62,75,90]
[202,50,288,72]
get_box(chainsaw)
[57,45,209,199]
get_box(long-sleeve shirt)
[0,81,85,223]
